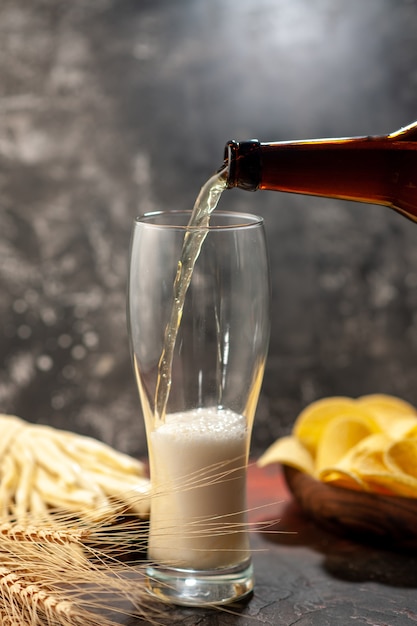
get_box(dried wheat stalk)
[0,508,161,626]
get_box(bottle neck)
[222,140,261,191]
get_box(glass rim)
[135,210,264,230]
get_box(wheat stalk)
[0,565,75,624]
[0,521,91,545]
[0,521,157,626]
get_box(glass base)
[145,559,254,607]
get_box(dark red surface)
[247,461,290,521]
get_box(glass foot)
[145,560,254,606]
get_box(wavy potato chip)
[361,472,417,498]
[293,396,360,455]
[404,425,417,439]
[258,435,314,475]
[358,394,416,415]
[385,416,417,439]
[319,433,390,478]
[384,439,417,479]
[318,469,367,492]
[320,433,417,497]
[341,432,392,463]
[315,414,379,472]
[357,394,417,433]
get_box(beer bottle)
[223,121,417,222]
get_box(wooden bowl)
[283,465,417,549]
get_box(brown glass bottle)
[223,121,417,223]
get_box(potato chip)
[384,439,417,479]
[293,396,365,455]
[361,472,417,498]
[319,468,367,491]
[385,416,417,439]
[257,435,314,475]
[315,414,379,472]
[330,433,417,497]
[404,425,417,439]
[358,394,416,415]
[318,433,391,484]
[338,433,391,469]
[357,394,417,433]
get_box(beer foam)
[154,407,247,441]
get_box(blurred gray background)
[1,0,417,459]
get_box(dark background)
[1,0,417,459]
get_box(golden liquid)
[154,168,228,425]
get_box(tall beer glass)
[128,210,270,606]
